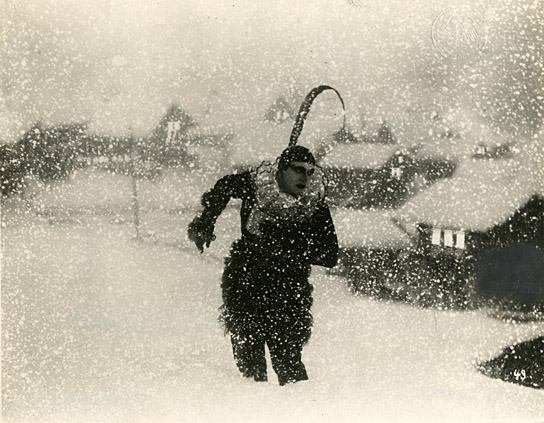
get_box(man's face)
[277,161,315,197]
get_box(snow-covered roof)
[394,136,544,232]
[320,143,399,169]
[333,208,412,249]
[414,123,518,162]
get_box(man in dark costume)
[187,145,338,385]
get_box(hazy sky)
[1,0,543,150]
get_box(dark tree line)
[0,106,203,197]
[1,122,87,196]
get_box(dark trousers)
[231,332,308,386]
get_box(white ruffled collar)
[246,161,327,235]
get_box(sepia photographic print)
[1,0,543,422]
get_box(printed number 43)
[513,369,527,381]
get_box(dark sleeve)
[198,171,252,227]
[306,204,339,268]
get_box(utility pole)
[129,127,141,240]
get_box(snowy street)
[2,203,543,423]
[2,0,544,421]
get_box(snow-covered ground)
[2,182,544,423]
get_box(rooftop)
[320,143,401,169]
[394,136,544,232]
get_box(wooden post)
[129,129,141,240]
[131,172,141,239]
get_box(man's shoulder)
[217,170,256,197]
[219,169,253,182]
[312,200,334,220]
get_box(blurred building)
[393,150,544,309]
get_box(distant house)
[473,144,489,158]
[383,149,415,179]
[373,120,397,145]
[332,126,360,144]
[320,143,401,208]
[395,157,544,253]
[391,166,403,179]
[393,152,544,307]
[473,143,517,160]
[407,195,544,258]
[143,105,197,167]
[333,121,397,145]
[262,96,296,124]
[320,144,454,209]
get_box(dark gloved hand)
[187,216,216,253]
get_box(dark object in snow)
[410,196,544,257]
[474,241,544,307]
[188,145,338,386]
[339,246,474,310]
[477,337,544,390]
[385,195,544,311]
